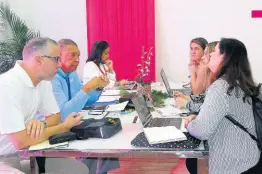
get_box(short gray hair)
[22,37,58,59]
[58,39,78,50]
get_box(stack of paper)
[157,106,183,116]
[97,96,121,102]
[29,140,68,150]
[80,111,108,119]
[101,90,120,96]
[105,101,129,112]
[144,126,187,144]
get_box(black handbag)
[70,117,122,139]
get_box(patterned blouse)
[187,79,260,173]
[188,93,206,113]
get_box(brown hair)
[190,37,208,51]
[204,41,219,89]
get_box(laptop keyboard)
[148,118,182,129]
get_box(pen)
[133,116,138,123]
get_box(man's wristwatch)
[42,121,47,128]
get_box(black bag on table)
[70,117,122,139]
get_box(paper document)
[97,96,121,102]
[29,141,68,150]
[105,101,129,112]
[144,126,187,144]
[101,90,121,96]
[157,106,185,116]
[80,111,108,119]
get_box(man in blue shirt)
[50,39,119,174]
[52,39,109,120]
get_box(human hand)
[188,63,198,74]
[105,59,113,72]
[26,120,45,139]
[99,75,110,87]
[173,91,185,98]
[119,79,128,87]
[62,112,83,130]
[86,76,109,89]
[175,97,188,108]
[184,114,197,127]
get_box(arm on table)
[187,79,229,140]
[44,113,61,127]
[52,77,99,120]
[8,113,82,150]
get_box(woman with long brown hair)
[186,38,260,173]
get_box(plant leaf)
[0,2,41,73]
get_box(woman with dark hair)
[186,38,260,173]
[83,40,128,88]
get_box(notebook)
[29,140,69,150]
[105,101,129,112]
[143,126,187,144]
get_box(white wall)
[155,0,262,83]
[2,0,262,83]
[2,0,88,78]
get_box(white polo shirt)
[0,61,59,156]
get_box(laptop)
[122,81,137,90]
[160,69,191,97]
[131,93,183,129]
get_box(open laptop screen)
[131,94,152,127]
[160,69,172,96]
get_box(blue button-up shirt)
[51,69,101,120]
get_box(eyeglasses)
[41,55,60,63]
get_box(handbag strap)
[225,115,261,150]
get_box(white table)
[18,84,208,173]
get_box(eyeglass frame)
[41,55,60,63]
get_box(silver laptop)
[160,69,191,97]
[122,81,137,90]
[131,93,183,129]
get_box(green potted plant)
[0,2,40,74]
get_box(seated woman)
[175,41,218,174]
[83,40,128,88]
[186,38,261,173]
[175,41,218,113]
[188,37,208,94]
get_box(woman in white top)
[83,40,128,88]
